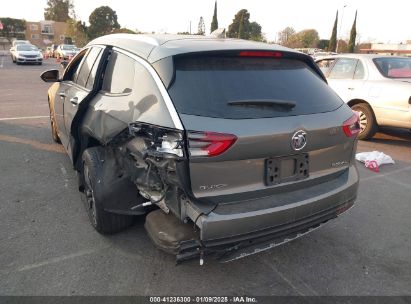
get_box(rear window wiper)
[227,99,296,109]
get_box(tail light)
[187,131,237,157]
[342,113,361,137]
[239,51,283,58]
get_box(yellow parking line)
[0,134,65,154]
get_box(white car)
[316,54,411,139]
[55,44,78,59]
[12,40,30,47]
[10,44,43,65]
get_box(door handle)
[348,87,355,90]
[70,97,79,105]
[59,92,66,98]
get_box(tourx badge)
[291,130,307,151]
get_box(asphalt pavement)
[0,55,410,296]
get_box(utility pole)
[336,4,347,53]
[189,21,191,34]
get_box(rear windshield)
[168,56,343,119]
[373,57,411,78]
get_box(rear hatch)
[167,51,359,204]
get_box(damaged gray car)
[40,34,360,263]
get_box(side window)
[63,49,88,82]
[354,60,365,79]
[76,47,102,88]
[329,58,358,79]
[85,50,103,90]
[316,59,336,76]
[102,52,135,94]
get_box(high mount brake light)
[239,51,283,58]
[187,131,237,157]
[342,113,361,137]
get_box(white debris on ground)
[356,151,395,172]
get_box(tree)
[66,19,89,47]
[238,12,245,39]
[317,39,330,50]
[88,6,120,39]
[336,39,348,53]
[328,10,338,52]
[210,1,218,33]
[227,9,250,39]
[226,9,264,41]
[0,18,26,43]
[198,16,205,35]
[249,22,264,41]
[277,27,295,45]
[348,10,357,53]
[111,28,137,34]
[298,29,319,48]
[44,0,73,22]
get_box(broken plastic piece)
[356,151,394,172]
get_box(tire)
[81,147,134,234]
[48,101,61,143]
[351,103,378,140]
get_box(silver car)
[10,44,43,65]
[316,54,411,139]
[40,34,359,263]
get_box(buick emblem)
[291,130,307,151]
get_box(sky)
[2,0,411,44]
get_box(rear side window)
[373,57,411,78]
[328,58,358,79]
[102,52,135,94]
[168,56,343,119]
[76,47,102,88]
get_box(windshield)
[373,57,411,78]
[62,45,76,50]
[168,56,343,119]
[17,45,38,52]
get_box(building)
[25,20,70,48]
[360,43,411,56]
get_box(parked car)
[12,39,30,47]
[11,44,42,65]
[40,34,359,263]
[55,44,78,59]
[316,54,411,139]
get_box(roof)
[315,53,409,61]
[88,33,295,63]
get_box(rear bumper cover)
[177,165,358,262]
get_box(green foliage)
[88,6,120,39]
[328,10,338,52]
[317,39,330,50]
[348,11,357,53]
[210,1,218,33]
[0,18,26,42]
[44,0,73,22]
[227,9,264,41]
[66,19,89,47]
[198,16,205,35]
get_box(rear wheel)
[351,103,378,140]
[81,147,135,234]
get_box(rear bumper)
[197,164,358,244]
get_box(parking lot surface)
[0,56,410,296]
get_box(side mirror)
[40,69,60,82]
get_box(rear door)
[326,57,366,102]
[58,46,103,157]
[167,53,358,202]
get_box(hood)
[16,50,41,56]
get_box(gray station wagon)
[41,34,360,263]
